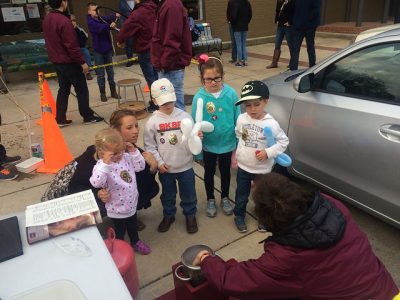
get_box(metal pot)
[174,244,213,284]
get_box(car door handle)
[379,124,400,142]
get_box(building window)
[183,0,203,20]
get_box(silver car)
[264,28,400,228]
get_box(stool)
[116,78,148,120]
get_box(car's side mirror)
[293,73,315,93]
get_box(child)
[144,78,198,234]
[87,2,119,102]
[70,14,93,80]
[233,80,289,233]
[191,55,240,218]
[89,128,151,254]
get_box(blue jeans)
[287,27,317,70]
[234,167,256,219]
[159,168,197,218]
[233,31,248,62]
[138,50,158,91]
[229,23,237,61]
[274,25,286,50]
[80,47,92,68]
[93,50,115,90]
[158,69,185,110]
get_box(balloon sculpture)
[263,127,292,167]
[181,98,214,155]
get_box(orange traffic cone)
[36,109,73,174]
[143,83,150,93]
[36,79,57,125]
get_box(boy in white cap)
[233,80,289,233]
[144,78,198,234]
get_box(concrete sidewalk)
[1,35,398,298]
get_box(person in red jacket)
[150,0,192,111]
[117,0,159,113]
[42,0,104,127]
[193,173,399,299]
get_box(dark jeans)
[93,50,115,91]
[138,50,158,96]
[234,167,256,219]
[229,23,237,61]
[111,213,139,245]
[125,37,133,59]
[159,168,197,218]
[80,47,92,68]
[0,143,6,166]
[274,25,286,49]
[287,26,317,70]
[54,63,94,123]
[203,150,232,200]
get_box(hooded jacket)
[200,192,399,299]
[117,0,157,53]
[87,14,116,53]
[226,0,252,32]
[151,0,192,72]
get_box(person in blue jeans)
[144,78,198,234]
[71,14,93,80]
[87,2,119,102]
[118,0,135,67]
[227,0,252,67]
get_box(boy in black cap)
[233,80,289,233]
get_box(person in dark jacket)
[42,0,104,127]
[226,0,237,63]
[87,2,120,102]
[118,0,135,66]
[266,0,295,69]
[227,0,252,67]
[68,109,159,230]
[193,173,399,299]
[287,0,321,70]
[117,0,159,113]
[151,0,192,111]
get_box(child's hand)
[115,13,120,18]
[197,130,204,140]
[255,149,268,161]
[97,189,111,203]
[110,22,117,29]
[126,142,136,153]
[192,250,210,266]
[159,164,169,174]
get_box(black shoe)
[86,73,93,80]
[0,167,18,181]
[110,89,119,99]
[158,216,175,233]
[3,155,21,164]
[147,105,159,113]
[100,93,107,102]
[84,116,104,125]
[0,88,8,94]
[57,119,73,127]
[126,61,134,67]
[186,216,198,234]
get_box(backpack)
[189,17,201,42]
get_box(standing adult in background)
[287,0,321,70]
[117,0,159,113]
[227,0,252,67]
[226,0,237,64]
[42,0,104,127]
[151,0,192,111]
[118,0,135,67]
[266,0,295,69]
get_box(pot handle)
[174,264,191,281]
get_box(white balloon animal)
[181,98,214,155]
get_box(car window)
[316,42,400,105]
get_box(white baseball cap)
[151,78,176,106]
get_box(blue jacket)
[87,14,116,53]
[191,84,240,155]
[293,0,321,30]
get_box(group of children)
[88,55,289,256]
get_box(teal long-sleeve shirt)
[191,84,240,154]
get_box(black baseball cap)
[235,80,269,106]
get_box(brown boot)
[158,216,175,232]
[186,216,198,234]
[266,49,281,69]
[110,86,119,99]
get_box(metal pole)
[356,0,364,27]
[345,0,352,22]
[382,0,390,23]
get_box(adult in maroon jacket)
[42,0,103,127]
[193,173,399,300]
[117,0,159,112]
[151,0,192,111]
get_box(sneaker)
[3,155,21,164]
[158,216,175,232]
[206,199,217,218]
[133,240,151,255]
[257,223,267,232]
[228,59,236,64]
[86,73,93,80]
[57,119,73,127]
[126,61,134,67]
[186,215,198,234]
[137,218,146,231]
[221,197,233,215]
[234,62,243,67]
[0,167,18,181]
[83,116,104,125]
[234,217,247,233]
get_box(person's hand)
[159,164,169,174]
[102,150,114,164]
[197,130,204,140]
[115,13,120,18]
[81,63,89,74]
[110,22,117,29]
[126,142,136,153]
[117,42,124,48]
[97,189,111,203]
[192,250,210,266]
[142,151,158,173]
[255,149,268,161]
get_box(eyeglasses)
[203,76,222,83]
